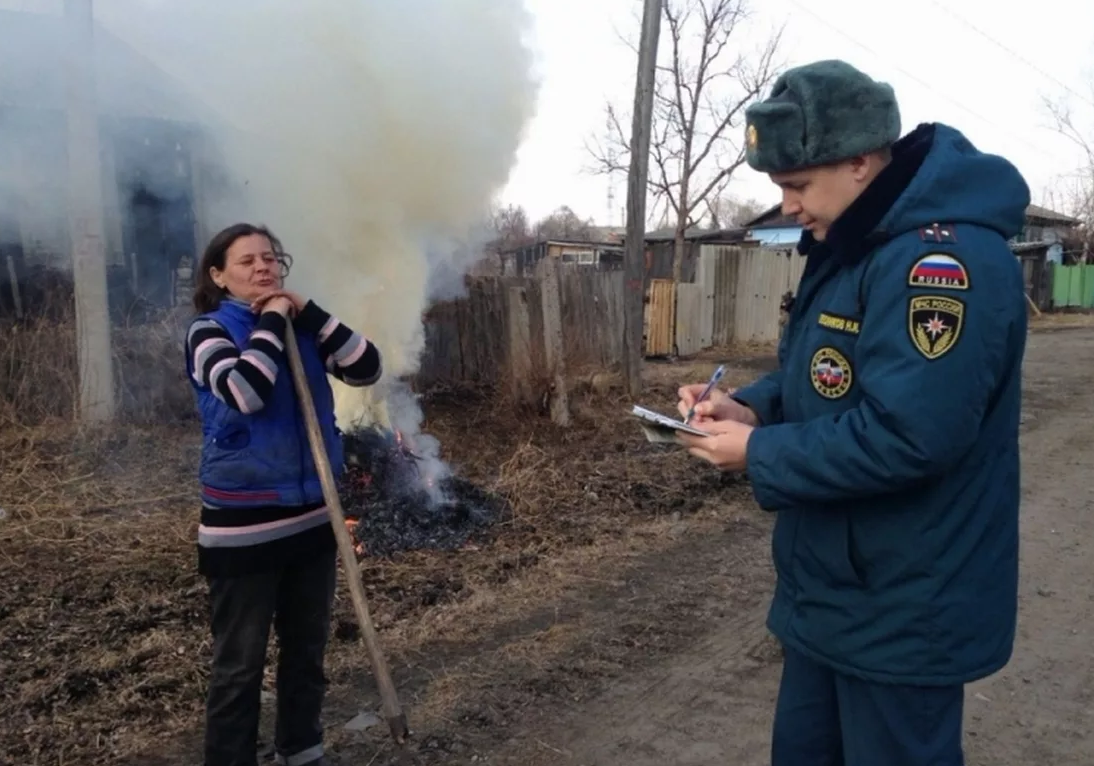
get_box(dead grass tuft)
[0,338,772,765]
[493,442,560,519]
[0,284,196,429]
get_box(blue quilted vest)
[185,298,344,508]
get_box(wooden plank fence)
[415,246,812,388]
[675,283,705,356]
[559,269,625,366]
[644,279,675,356]
[417,269,627,389]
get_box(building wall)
[0,109,139,270]
[0,109,73,269]
[1,107,208,316]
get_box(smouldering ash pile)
[339,427,509,558]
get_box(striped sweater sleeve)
[295,300,382,387]
[186,313,288,413]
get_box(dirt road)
[488,325,1094,766]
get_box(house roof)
[1025,204,1080,226]
[589,225,627,242]
[0,9,212,124]
[644,226,753,243]
[498,238,624,256]
[744,203,1082,231]
[644,225,711,241]
[743,204,798,230]
[1010,241,1053,255]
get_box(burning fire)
[338,424,452,558]
[344,519,365,557]
[340,428,441,555]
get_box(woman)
[184,223,382,766]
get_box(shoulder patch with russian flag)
[907,252,969,291]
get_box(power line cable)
[925,0,1094,112]
[781,0,1068,164]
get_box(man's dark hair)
[192,223,293,314]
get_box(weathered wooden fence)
[558,268,626,366]
[417,246,811,387]
[416,267,626,389]
[417,277,519,387]
[1017,252,1053,312]
[644,279,675,356]
[644,245,804,356]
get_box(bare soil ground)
[2,321,1091,766]
[481,322,1094,766]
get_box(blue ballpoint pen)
[684,364,726,425]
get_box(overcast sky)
[501,0,1094,226]
[8,0,1092,229]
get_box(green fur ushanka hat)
[744,59,901,173]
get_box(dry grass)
[0,302,195,429]
[0,314,777,765]
[0,419,203,764]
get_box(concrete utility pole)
[622,0,661,397]
[65,0,116,422]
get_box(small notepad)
[630,405,710,444]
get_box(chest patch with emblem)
[810,347,853,399]
[909,295,965,360]
[908,253,969,290]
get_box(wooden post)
[283,325,409,745]
[622,0,662,396]
[540,257,570,426]
[5,253,22,319]
[64,0,115,422]
[507,285,533,405]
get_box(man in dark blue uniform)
[677,59,1030,765]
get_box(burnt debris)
[339,427,507,558]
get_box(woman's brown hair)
[192,223,294,314]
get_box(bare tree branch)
[587,0,785,279]
[1042,93,1094,261]
[705,194,766,229]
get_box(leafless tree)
[704,194,768,229]
[489,203,533,252]
[533,205,597,241]
[1043,94,1094,261]
[589,0,784,279]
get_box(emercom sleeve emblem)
[908,295,965,360]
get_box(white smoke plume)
[88,0,538,480]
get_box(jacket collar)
[796,123,935,265]
[218,295,255,314]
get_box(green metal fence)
[1052,264,1094,309]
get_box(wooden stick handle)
[283,322,409,744]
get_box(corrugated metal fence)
[642,245,805,357]
[687,245,804,347]
[1052,263,1094,309]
